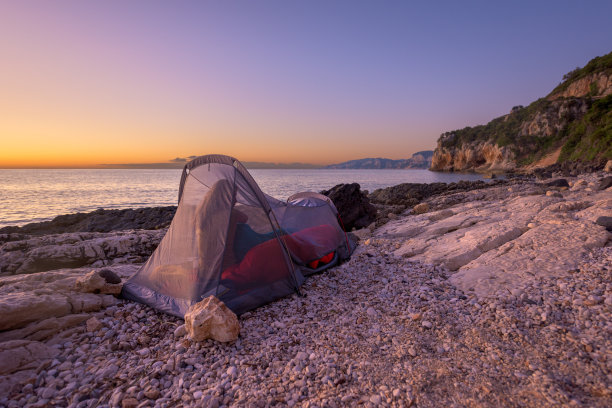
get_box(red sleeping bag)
[221,224,343,289]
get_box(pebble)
[173,324,186,338]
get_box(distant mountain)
[242,161,322,169]
[100,161,322,169]
[325,151,434,169]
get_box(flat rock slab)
[0,264,138,331]
[376,180,611,298]
[0,229,164,276]
[0,340,58,375]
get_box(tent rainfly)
[122,154,355,316]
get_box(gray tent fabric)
[122,155,354,317]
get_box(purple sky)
[1,0,611,166]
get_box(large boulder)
[321,183,377,230]
[184,296,240,342]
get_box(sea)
[0,169,487,228]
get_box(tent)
[122,154,355,316]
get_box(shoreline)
[0,170,610,407]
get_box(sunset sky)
[1,1,611,168]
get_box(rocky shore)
[0,170,610,407]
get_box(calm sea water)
[0,169,485,228]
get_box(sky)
[1,1,611,168]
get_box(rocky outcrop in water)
[0,206,176,236]
[368,180,506,207]
[321,183,377,230]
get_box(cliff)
[431,52,612,172]
[326,151,434,169]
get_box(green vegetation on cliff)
[559,95,612,161]
[550,52,612,96]
[438,51,612,166]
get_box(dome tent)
[122,154,354,317]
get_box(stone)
[545,179,570,188]
[98,269,122,284]
[604,160,612,172]
[0,314,89,342]
[75,270,123,295]
[99,364,119,379]
[597,176,612,190]
[421,321,433,329]
[595,216,612,231]
[86,317,103,332]
[295,352,309,361]
[173,324,186,338]
[39,387,56,399]
[320,183,377,230]
[413,203,429,214]
[144,387,160,399]
[0,340,58,375]
[546,191,563,198]
[121,397,139,408]
[184,296,240,342]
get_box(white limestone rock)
[184,296,240,342]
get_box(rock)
[545,191,563,198]
[295,351,309,361]
[369,181,493,207]
[545,179,570,188]
[0,314,89,342]
[86,317,103,332]
[595,216,612,231]
[421,321,433,329]
[121,397,139,408]
[144,387,160,399]
[320,183,377,230]
[99,363,119,379]
[184,296,240,342]
[597,176,612,190]
[0,340,58,375]
[604,160,612,172]
[321,183,376,231]
[428,209,454,222]
[0,230,163,276]
[0,206,176,236]
[173,324,186,338]
[98,269,122,284]
[75,270,122,295]
[413,203,429,214]
[40,387,56,399]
